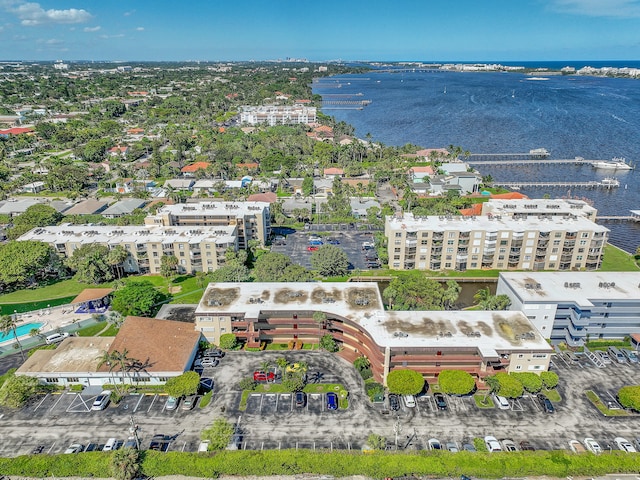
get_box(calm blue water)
[0,322,43,342]
[313,70,640,253]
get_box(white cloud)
[135,26,144,31]
[99,33,125,39]
[123,9,135,16]
[84,25,101,32]
[548,0,640,17]
[4,1,92,26]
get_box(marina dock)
[467,158,599,166]
[494,180,620,189]
[596,211,640,222]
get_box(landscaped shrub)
[386,369,424,395]
[495,372,524,398]
[617,385,640,411]
[540,371,559,389]
[437,370,475,395]
[511,372,543,393]
[365,381,384,401]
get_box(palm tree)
[474,287,492,309]
[97,350,118,393]
[0,314,25,361]
[107,245,130,279]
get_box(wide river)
[313,70,640,253]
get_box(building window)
[515,365,522,371]
[180,259,186,265]
[393,255,400,260]
[518,354,524,358]
[447,240,454,245]
[393,262,400,268]
[66,377,79,383]
[446,248,453,253]
[395,232,402,237]
[421,240,428,245]
[448,232,456,238]
[533,354,547,358]
[445,262,451,267]
[581,232,589,238]
[500,240,508,246]
[579,240,587,246]
[179,244,185,250]
[471,262,477,268]
[45,378,58,383]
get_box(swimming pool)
[0,322,44,342]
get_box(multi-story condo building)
[19,224,237,275]
[497,272,640,347]
[385,213,609,271]
[481,198,598,222]
[145,201,270,248]
[194,282,552,384]
[239,105,317,126]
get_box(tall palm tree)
[96,350,118,393]
[0,314,26,361]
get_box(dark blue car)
[326,392,338,410]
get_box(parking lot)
[1,350,640,455]
[270,230,378,270]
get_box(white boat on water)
[601,177,620,187]
[592,158,633,170]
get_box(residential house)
[181,162,211,177]
[21,181,45,194]
[323,167,344,179]
[102,199,147,218]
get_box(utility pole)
[129,415,140,449]
[393,415,402,450]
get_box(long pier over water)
[468,158,599,166]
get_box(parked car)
[501,439,518,452]
[83,443,99,452]
[91,390,111,411]
[295,391,307,408]
[403,394,416,408]
[182,395,197,410]
[584,437,602,454]
[614,437,637,453]
[307,246,319,252]
[388,394,400,411]
[64,443,84,454]
[538,394,555,413]
[597,351,612,364]
[493,394,510,410]
[434,393,448,410]
[203,348,224,358]
[428,438,442,450]
[326,238,340,245]
[124,437,138,449]
[446,441,459,452]
[201,357,219,367]
[30,445,45,455]
[309,239,323,246]
[462,443,476,452]
[622,349,639,363]
[326,392,338,410]
[569,440,586,453]
[253,371,275,382]
[484,436,502,453]
[149,434,171,451]
[519,441,535,451]
[165,396,179,411]
[198,440,210,452]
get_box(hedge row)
[0,450,639,479]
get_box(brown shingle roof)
[103,316,201,374]
[71,288,113,304]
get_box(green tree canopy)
[438,370,476,395]
[164,371,200,398]
[209,263,250,282]
[201,419,235,450]
[386,369,425,395]
[111,447,140,480]
[0,372,44,408]
[0,240,62,288]
[252,252,292,282]
[540,371,559,389]
[219,333,237,350]
[13,204,62,228]
[617,385,640,411]
[65,243,114,284]
[383,275,446,310]
[511,372,543,393]
[160,255,179,278]
[495,372,524,398]
[111,280,163,316]
[366,433,386,450]
[311,244,349,277]
[319,334,338,352]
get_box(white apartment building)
[497,272,640,346]
[385,213,609,271]
[239,105,316,126]
[481,199,597,222]
[19,224,238,275]
[145,201,270,248]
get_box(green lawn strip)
[199,391,213,408]
[586,340,631,350]
[2,449,640,478]
[600,243,640,271]
[239,390,251,410]
[473,393,495,408]
[76,323,109,337]
[265,343,290,351]
[543,388,562,402]
[0,295,77,314]
[0,279,106,304]
[585,390,628,416]
[98,324,120,337]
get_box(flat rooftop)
[16,337,113,375]
[18,224,237,245]
[154,201,269,217]
[499,272,640,305]
[483,199,597,216]
[387,213,609,233]
[196,282,551,354]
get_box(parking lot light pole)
[129,415,140,449]
[393,416,402,450]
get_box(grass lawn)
[99,324,120,337]
[474,393,495,408]
[76,323,109,337]
[600,243,640,271]
[543,388,562,402]
[0,279,105,304]
[585,390,629,416]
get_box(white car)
[569,440,586,453]
[198,440,210,452]
[403,394,416,408]
[446,441,459,452]
[165,396,179,411]
[584,437,602,454]
[493,394,510,410]
[91,390,111,411]
[64,443,84,454]
[501,439,518,452]
[485,435,502,453]
[614,437,637,453]
[428,438,442,450]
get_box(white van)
[103,438,117,451]
[45,332,69,345]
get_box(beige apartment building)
[145,201,270,248]
[19,224,237,275]
[385,213,609,272]
[481,198,598,222]
[239,105,317,126]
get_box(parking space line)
[133,394,145,413]
[33,393,49,412]
[147,394,158,413]
[49,393,65,412]
[530,396,541,412]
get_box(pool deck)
[0,307,95,348]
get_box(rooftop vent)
[598,282,615,289]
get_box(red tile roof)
[0,127,34,135]
[324,167,344,175]
[108,145,129,153]
[459,203,483,216]
[489,192,529,200]
[237,163,259,169]
[127,128,144,134]
[181,162,211,173]
[409,166,435,175]
[248,192,277,203]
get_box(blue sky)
[1,0,640,61]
